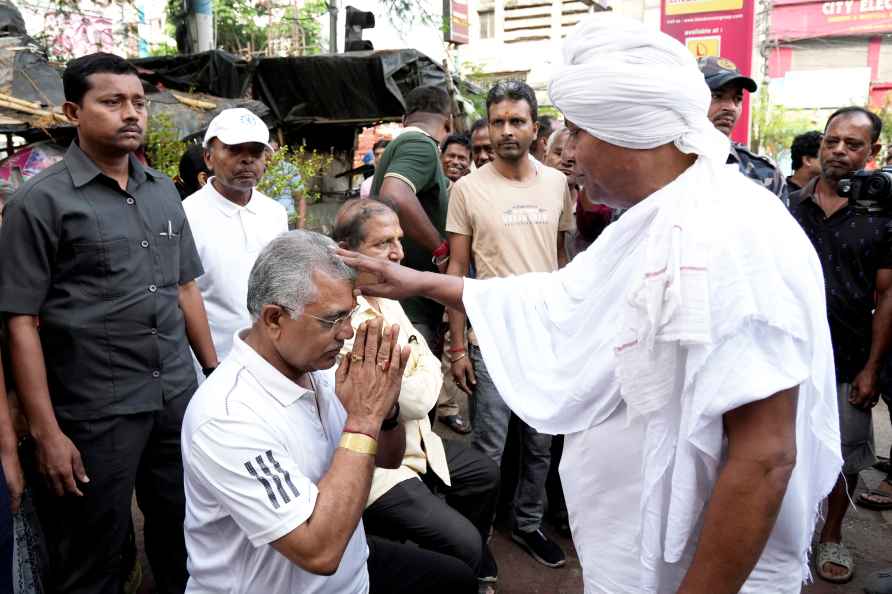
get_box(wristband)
[432,240,449,259]
[447,346,466,353]
[202,366,217,378]
[381,403,401,431]
[339,432,378,456]
[344,427,377,440]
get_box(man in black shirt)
[0,53,218,593]
[789,106,892,584]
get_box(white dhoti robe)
[462,156,842,593]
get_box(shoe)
[511,528,566,568]
[441,414,472,434]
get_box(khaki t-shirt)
[446,162,574,279]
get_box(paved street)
[135,383,892,594]
[803,398,892,594]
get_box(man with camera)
[789,106,892,584]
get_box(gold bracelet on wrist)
[338,432,378,456]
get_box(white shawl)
[462,14,842,589]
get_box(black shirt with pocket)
[0,142,203,421]
[790,178,892,383]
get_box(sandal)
[858,480,892,510]
[814,541,854,584]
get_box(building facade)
[767,0,892,112]
[19,0,173,60]
[453,0,661,104]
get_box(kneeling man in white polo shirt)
[181,231,477,594]
[183,108,289,379]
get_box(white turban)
[549,15,729,162]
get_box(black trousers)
[25,391,192,594]
[367,535,477,594]
[363,439,499,575]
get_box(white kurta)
[462,157,842,594]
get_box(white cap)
[203,108,271,149]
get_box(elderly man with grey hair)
[180,230,477,594]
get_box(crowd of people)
[0,12,892,594]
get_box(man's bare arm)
[337,249,465,312]
[273,425,403,574]
[0,349,24,512]
[446,233,475,393]
[271,446,376,575]
[6,315,88,496]
[677,386,798,594]
[375,422,405,469]
[557,231,569,269]
[271,319,408,575]
[378,177,443,253]
[178,280,219,369]
[850,268,892,408]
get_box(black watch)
[381,403,401,431]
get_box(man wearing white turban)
[339,15,842,594]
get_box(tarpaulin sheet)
[130,50,251,99]
[146,93,272,142]
[253,49,447,124]
[0,2,26,38]
[12,49,64,106]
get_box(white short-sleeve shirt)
[182,331,369,594]
[183,181,288,362]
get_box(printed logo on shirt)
[502,205,550,226]
[244,450,301,509]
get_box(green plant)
[267,1,329,56]
[145,112,187,179]
[258,144,333,228]
[874,100,892,164]
[750,87,816,160]
[147,41,179,57]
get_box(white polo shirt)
[182,331,370,594]
[183,181,288,362]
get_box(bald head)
[332,199,398,250]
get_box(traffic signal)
[344,6,374,52]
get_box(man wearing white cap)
[183,108,289,374]
[338,15,842,594]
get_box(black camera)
[837,167,892,215]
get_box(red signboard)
[660,0,756,145]
[445,0,469,45]
[771,0,892,41]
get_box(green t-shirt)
[370,129,449,326]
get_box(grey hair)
[545,126,568,157]
[247,230,356,320]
